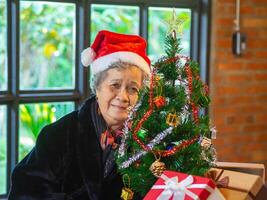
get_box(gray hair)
[90,60,149,94]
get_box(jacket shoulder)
[35,111,79,157]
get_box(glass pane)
[20,2,75,90]
[0,0,7,91]
[91,4,139,43]
[0,106,7,194]
[19,102,74,161]
[148,8,191,62]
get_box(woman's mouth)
[112,105,128,110]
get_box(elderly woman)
[9,30,150,200]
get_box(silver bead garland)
[119,127,174,169]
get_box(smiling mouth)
[112,105,128,110]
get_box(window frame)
[0,0,211,197]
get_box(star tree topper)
[164,9,188,37]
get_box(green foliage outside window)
[0,0,7,91]
[0,106,7,194]
[19,103,74,161]
[20,2,75,89]
[91,4,139,42]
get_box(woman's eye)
[110,83,120,89]
[128,87,139,94]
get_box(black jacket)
[8,96,124,200]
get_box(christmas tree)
[115,19,216,199]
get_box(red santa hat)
[81,30,151,75]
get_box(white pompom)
[81,47,96,67]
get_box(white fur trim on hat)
[91,51,150,75]
[81,47,96,67]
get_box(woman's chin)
[111,112,128,123]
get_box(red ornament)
[153,96,166,108]
[134,160,142,168]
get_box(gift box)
[143,170,225,200]
[216,162,265,183]
[207,168,267,200]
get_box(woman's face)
[96,66,143,129]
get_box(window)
[91,4,139,41]
[0,106,7,195]
[19,102,74,161]
[20,1,75,90]
[148,7,191,61]
[0,0,210,197]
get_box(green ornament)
[137,128,148,140]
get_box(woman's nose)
[116,88,129,102]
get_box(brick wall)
[210,0,267,178]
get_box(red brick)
[233,155,252,163]
[241,6,254,14]
[255,114,267,123]
[255,7,267,15]
[246,85,267,93]
[216,39,232,48]
[217,0,235,5]
[218,86,243,96]
[240,143,267,152]
[218,62,244,70]
[254,51,267,58]
[213,118,226,126]
[243,19,267,28]
[228,134,254,144]
[247,39,267,48]
[252,151,267,162]
[252,0,267,4]
[239,105,266,113]
[213,50,235,60]
[213,106,239,115]
[246,63,267,70]
[212,138,226,146]
[210,74,224,84]
[227,74,252,82]
[212,97,227,105]
[216,29,232,38]
[217,125,241,134]
[254,73,267,81]
[254,133,267,142]
[216,145,239,157]
[228,96,255,105]
[226,115,255,124]
[216,5,235,16]
[217,18,234,26]
[246,29,267,39]
[256,95,267,102]
[244,124,267,132]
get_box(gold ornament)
[121,174,134,200]
[166,113,180,127]
[200,137,212,149]
[121,187,134,200]
[149,153,166,177]
[154,73,164,81]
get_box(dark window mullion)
[198,0,211,84]
[6,0,20,194]
[76,0,90,107]
[191,6,199,63]
[139,3,148,41]
[18,91,81,104]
